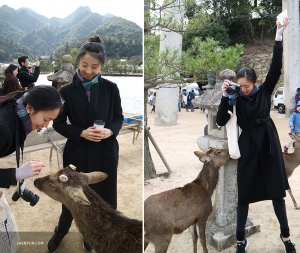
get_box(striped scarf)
[229,85,259,106]
[16,97,32,135]
[76,69,101,102]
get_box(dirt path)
[144,104,300,253]
[0,131,142,253]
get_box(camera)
[12,180,39,206]
[226,81,240,95]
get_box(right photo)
[144,1,300,253]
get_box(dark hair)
[0,85,63,112]
[76,36,106,67]
[4,64,18,76]
[18,56,28,67]
[236,67,257,83]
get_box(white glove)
[16,160,44,180]
[275,17,289,41]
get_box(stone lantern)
[47,54,75,90]
[195,69,260,251]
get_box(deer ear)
[83,172,108,184]
[66,187,90,205]
[194,151,210,163]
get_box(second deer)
[282,132,300,209]
[144,147,230,253]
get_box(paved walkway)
[145,104,300,253]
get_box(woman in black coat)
[0,64,22,96]
[217,18,296,253]
[48,36,124,253]
[0,86,63,188]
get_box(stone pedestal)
[154,87,179,126]
[283,2,300,116]
[194,69,260,251]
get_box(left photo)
[0,1,144,252]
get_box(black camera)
[226,81,240,95]
[12,180,39,206]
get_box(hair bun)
[93,36,101,44]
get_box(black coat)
[53,75,124,208]
[0,102,25,188]
[216,41,289,204]
[17,66,40,88]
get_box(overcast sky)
[1,0,143,28]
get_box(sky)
[0,0,144,28]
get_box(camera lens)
[12,190,21,202]
[226,85,237,95]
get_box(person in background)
[200,88,207,113]
[217,17,296,253]
[0,85,63,188]
[17,56,40,89]
[283,101,300,153]
[51,69,59,89]
[48,35,124,253]
[186,91,195,112]
[151,92,156,113]
[0,64,22,96]
[290,87,300,111]
[178,87,183,114]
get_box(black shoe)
[83,241,93,252]
[236,239,248,253]
[279,234,296,253]
[47,226,68,253]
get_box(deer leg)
[198,222,208,253]
[188,224,198,253]
[287,188,299,209]
[153,235,172,253]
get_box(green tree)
[144,0,244,179]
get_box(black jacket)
[216,41,289,204]
[53,75,124,208]
[0,102,25,188]
[17,66,40,88]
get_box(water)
[36,74,143,115]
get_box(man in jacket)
[17,56,40,89]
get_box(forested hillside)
[0,5,142,62]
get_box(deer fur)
[34,165,142,253]
[282,132,300,209]
[144,147,230,253]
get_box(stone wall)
[235,53,284,91]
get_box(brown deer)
[144,147,230,253]
[34,165,142,253]
[282,132,300,209]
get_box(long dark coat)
[0,102,25,188]
[216,41,289,204]
[53,75,124,208]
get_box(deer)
[144,147,230,253]
[34,165,142,253]
[282,132,300,209]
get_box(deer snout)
[34,178,44,192]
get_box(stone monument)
[154,0,184,126]
[47,54,75,90]
[283,2,300,115]
[196,69,260,251]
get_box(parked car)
[273,87,285,114]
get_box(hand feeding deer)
[282,132,300,209]
[144,147,230,253]
[34,165,142,253]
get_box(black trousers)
[236,198,290,241]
